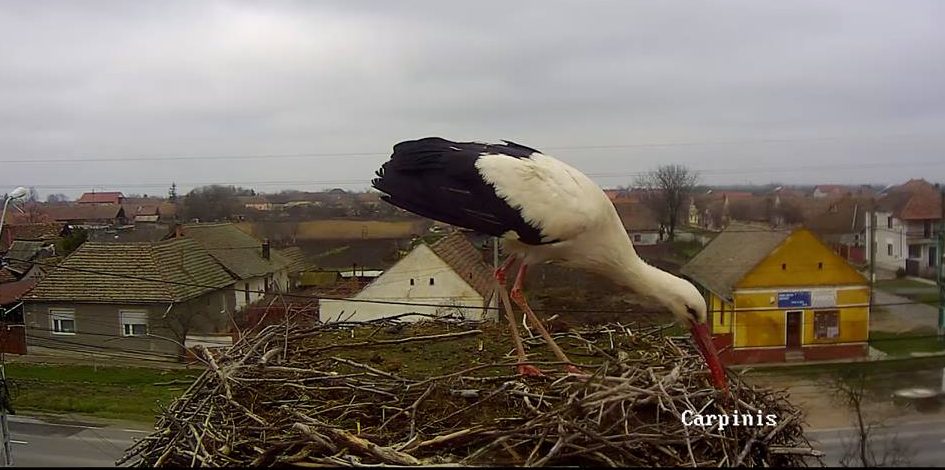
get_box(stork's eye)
[685,305,698,321]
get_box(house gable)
[356,244,484,302]
[737,228,867,289]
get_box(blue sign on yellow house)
[681,222,870,364]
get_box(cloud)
[1,0,944,197]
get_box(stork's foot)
[517,364,544,377]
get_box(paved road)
[808,417,945,467]
[6,415,149,467]
[873,289,939,332]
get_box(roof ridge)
[144,241,179,301]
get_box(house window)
[409,278,414,286]
[908,245,921,259]
[781,263,787,270]
[244,283,250,303]
[887,243,893,256]
[814,310,840,339]
[633,234,642,242]
[817,262,823,270]
[886,216,893,229]
[429,277,435,286]
[120,310,148,337]
[50,309,76,335]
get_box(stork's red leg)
[493,256,541,377]
[510,263,583,375]
[494,254,517,286]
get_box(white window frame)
[50,308,76,335]
[120,309,149,337]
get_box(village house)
[812,184,876,199]
[318,232,495,322]
[867,179,942,278]
[613,201,663,245]
[76,191,125,205]
[681,223,870,364]
[43,204,127,228]
[0,222,69,252]
[804,197,872,266]
[22,238,236,359]
[170,223,292,311]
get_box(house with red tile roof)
[867,179,942,277]
[77,191,124,205]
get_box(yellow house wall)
[731,288,869,348]
[708,292,733,335]
[727,229,869,349]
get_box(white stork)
[372,137,727,389]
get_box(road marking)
[121,429,151,434]
[11,440,28,445]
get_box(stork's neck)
[608,232,686,300]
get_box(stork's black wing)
[372,137,550,245]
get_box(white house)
[319,232,495,322]
[866,180,942,278]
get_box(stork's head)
[663,278,728,392]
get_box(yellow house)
[681,223,870,364]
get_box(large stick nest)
[120,317,824,467]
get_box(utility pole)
[937,185,944,341]
[869,205,877,312]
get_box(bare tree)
[634,164,699,241]
[45,193,69,203]
[829,370,911,467]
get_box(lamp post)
[0,186,26,468]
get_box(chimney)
[262,238,271,260]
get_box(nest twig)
[119,318,824,467]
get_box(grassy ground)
[876,278,940,306]
[870,330,945,356]
[5,363,202,423]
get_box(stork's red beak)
[690,323,728,391]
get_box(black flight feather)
[372,137,552,245]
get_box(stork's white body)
[476,151,674,301]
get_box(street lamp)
[0,187,29,244]
[0,186,25,467]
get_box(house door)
[785,311,803,349]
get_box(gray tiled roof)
[680,223,791,299]
[26,238,233,304]
[180,224,291,280]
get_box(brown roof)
[0,269,18,283]
[43,204,125,223]
[26,238,234,304]
[804,197,872,234]
[0,279,36,305]
[429,232,494,299]
[878,179,942,220]
[77,191,124,204]
[681,222,791,299]
[613,201,661,231]
[5,223,66,241]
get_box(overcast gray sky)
[2,1,944,198]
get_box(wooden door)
[785,311,803,349]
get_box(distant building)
[76,191,124,205]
